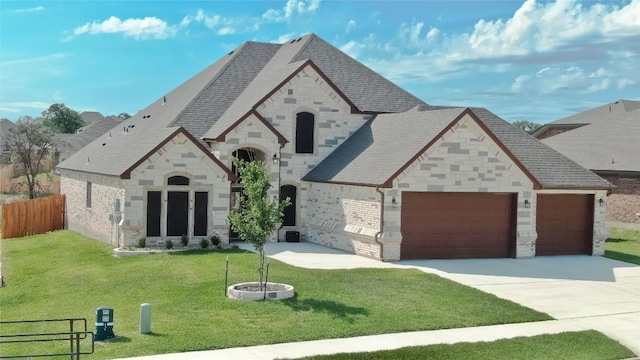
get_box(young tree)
[41,103,84,133]
[228,158,291,290]
[5,117,55,199]
[117,112,132,120]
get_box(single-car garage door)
[536,194,593,256]
[400,192,516,259]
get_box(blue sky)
[1,0,638,123]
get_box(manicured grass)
[294,331,634,360]
[605,228,640,265]
[0,231,551,359]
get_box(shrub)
[200,238,210,249]
[138,237,146,248]
[210,234,221,247]
[180,235,189,247]
[165,239,174,250]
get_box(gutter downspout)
[375,186,385,261]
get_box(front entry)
[167,191,188,236]
[229,147,266,241]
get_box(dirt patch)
[606,194,640,223]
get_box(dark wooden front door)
[167,191,188,237]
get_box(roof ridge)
[288,33,315,64]
[168,41,255,128]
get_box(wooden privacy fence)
[1,194,65,239]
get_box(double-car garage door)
[400,192,516,259]
[400,192,593,259]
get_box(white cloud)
[3,101,50,109]
[346,19,356,33]
[618,78,636,88]
[73,16,177,40]
[262,0,321,22]
[182,9,221,29]
[0,53,68,67]
[339,0,640,86]
[426,27,440,41]
[12,6,44,13]
[218,27,236,35]
[509,65,630,95]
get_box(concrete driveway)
[246,243,640,354]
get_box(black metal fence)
[0,318,94,359]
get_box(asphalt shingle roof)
[58,34,425,177]
[57,34,610,189]
[304,107,612,189]
[65,117,123,152]
[540,100,640,173]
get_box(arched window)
[295,112,314,154]
[280,185,296,226]
[167,176,190,185]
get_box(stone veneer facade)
[62,132,232,248]
[61,65,608,260]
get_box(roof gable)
[304,107,611,189]
[122,127,235,181]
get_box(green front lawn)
[294,331,634,360]
[605,228,640,265]
[0,231,551,359]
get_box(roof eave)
[120,127,236,181]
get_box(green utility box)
[95,307,115,340]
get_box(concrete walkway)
[117,319,597,360]
[116,242,640,359]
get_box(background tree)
[5,116,55,199]
[512,120,543,135]
[117,112,132,120]
[228,158,291,290]
[41,103,83,133]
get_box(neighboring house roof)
[538,100,640,173]
[79,111,105,125]
[57,33,425,177]
[0,118,17,134]
[303,107,611,189]
[64,117,123,153]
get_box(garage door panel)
[536,194,593,256]
[401,192,515,259]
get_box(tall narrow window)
[146,191,161,237]
[280,185,296,226]
[167,191,189,236]
[295,112,314,154]
[86,182,92,208]
[194,192,208,237]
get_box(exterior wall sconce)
[599,198,604,207]
[272,154,278,164]
[524,199,530,208]
[391,197,398,208]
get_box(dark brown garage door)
[536,194,593,256]
[400,192,516,259]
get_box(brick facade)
[60,170,124,246]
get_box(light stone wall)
[306,182,381,258]
[123,132,232,247]
[211,64,372,242]
[259,65,371,240]
[60,169,125,246]
[384,114,536,261]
